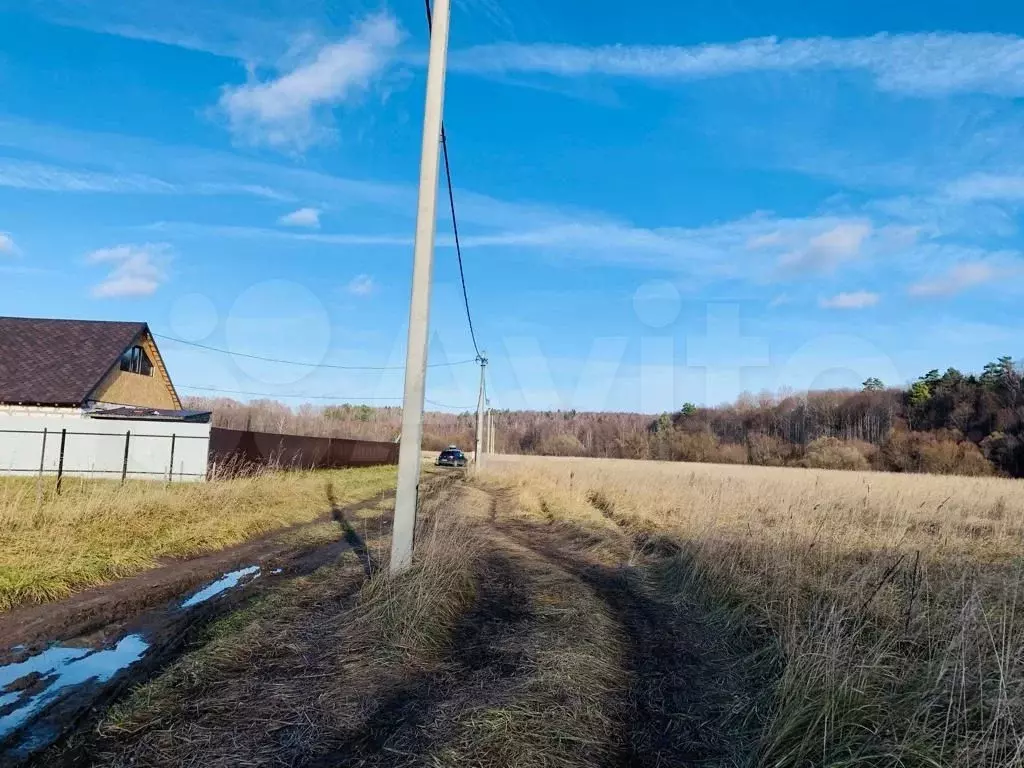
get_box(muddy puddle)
[180,565,261,608]
[1,559,304,764]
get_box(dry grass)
[0,465,396,611]
[87,481,637,768]
[484,455,1024,768]
[91,482,487,766]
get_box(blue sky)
[1,0,1023,412]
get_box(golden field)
[484,455,1024,768]
[0,465,396,611]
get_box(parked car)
[436,446,467,467]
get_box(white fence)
[0,414,210,484]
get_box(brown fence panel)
[208,428,399,472]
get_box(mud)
[0,493,392,766]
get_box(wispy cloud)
[0,232,18,256]
[819,291,880,309]
[453,33,1024,96]
[147,221,412,246]
[347,274,375,296]
[218,13,402,150]
[20,0,327,63]
[0,119,587,233]
[278,207,322,228]
[0,157,288,200]
[908,261,1002,297]
[0,158,176,193]
[86,243,172,298]
[945,173,1024,201]
[193,182,293,200]
[154,213,888,281]
[777,221,872,273]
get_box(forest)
[185,356,1024,478]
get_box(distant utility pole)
[475,356,487,469]
[487,409,495,454]
[391,0,452,575]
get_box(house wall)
[0,405,87,419]
[89,334,178,409]
[0,412,210,482]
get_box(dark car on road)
[436,447,467,467]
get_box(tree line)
[185,355,1024,478]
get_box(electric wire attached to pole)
[425,0,489,472]
[425,0,482,363]
[155,333,477,371]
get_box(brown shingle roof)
[0,317,146,406]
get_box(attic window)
[119,345,153,376]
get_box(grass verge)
[0,465,396,611]
[485,455,1024,768]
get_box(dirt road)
[43,479,773,768]
[0,488,397,765]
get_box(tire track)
[495,516,764,768]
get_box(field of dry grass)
[484,455,1024,767]
[34,456,1024,767]
[0,465,396,611]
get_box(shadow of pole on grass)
[326,483,379,577]
[301,553,536,768]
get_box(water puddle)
[180,566,260,609]
[0,635,149,743]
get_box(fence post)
[167,434,176,483]
[56,428,67,495]
[36,428,48,507]
[121,430,131,484]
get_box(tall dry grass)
[485,455,1024,767]
[0,465,396,611]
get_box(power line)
[155,333,477,371]
[424,0,482,361]
[180,385,401,400]
[178,383,473,411]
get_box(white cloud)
[945,173,1024,201]
[347,274,375,296]
[278,207,321,228]
[0,233,17,256]
[768,293,791,308]
[219,13,402,149]
[86,243,172,298]
[23,0,349,64]
[777,221,872,272]
[154,212,882,284]
[819,291,880,309]
[908,261,1001,297]
[453,33,1024,96]
[0,157,288,200]
[747,231,784,249]
[0,158,176,193]
[148,221,412,246]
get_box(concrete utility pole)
[474,357,487,469]
[489,410,495,454]
[390,0,452,575]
